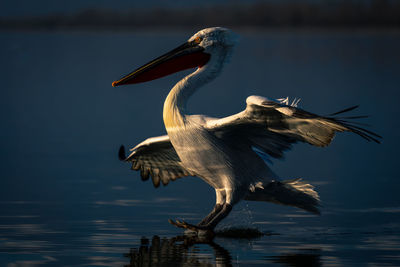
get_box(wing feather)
[206,95,381,160]
[121,135,191,187]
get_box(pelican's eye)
[194,36,202,44]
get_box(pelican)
[112,27,380,235]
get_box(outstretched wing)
[120,135,192,187]
[206,95,381,159]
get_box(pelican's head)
[112,27,237,87]
[188,27,237,53]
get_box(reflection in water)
[124,235,323,267]
[266,251,322,267]
[124,235,232,267]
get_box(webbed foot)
[169,219,214,239]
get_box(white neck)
[163,48,230,129]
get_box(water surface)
[0,29,399,266]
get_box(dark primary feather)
[118,145,126,161]
[328,105,359,116]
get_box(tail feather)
[245,179,321,214]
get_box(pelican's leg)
[169,189,227,235]
[198,189,225,226]
[202,188,234,229]
[169,188,234,233]
[197,204,223,226]
[204,203,233,229]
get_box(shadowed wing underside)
[121,135,192,187]
[206,95,381,159]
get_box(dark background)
[0,1,399,266]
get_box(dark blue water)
[0,29,399,266]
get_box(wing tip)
[118,145,127,161]
[335,119,382,144]
[327,105,382,144]
[328,105,360,116]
